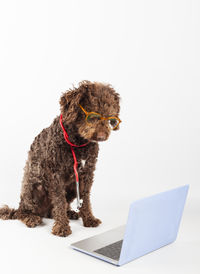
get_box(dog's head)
[60,81,121,142]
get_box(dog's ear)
[60,81,90,124]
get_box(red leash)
[59,114,89,209]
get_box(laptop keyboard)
[94,240,123,261]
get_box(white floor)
[0,203,199,274]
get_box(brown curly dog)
[0,81,121,237]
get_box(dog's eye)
[87,113,101,123]
[108,118,118,129]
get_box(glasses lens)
[87,113,101,123]
[108,118,119,129]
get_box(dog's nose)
[97,132,107,141]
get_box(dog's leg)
[17,194,43,228]
[50,174,72,237]
[17,210,42,227]
[66,189,79,220]
[17,198,43,227]
[79,166,101,227]
[17,159,45,227]
[17,186,43,227]
[79,192,101,227]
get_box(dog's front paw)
[52,222,72,237]
[83,216,102,227]
[22,215,42,228]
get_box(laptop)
[71,185,189,266]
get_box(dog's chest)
[74,148,87,170]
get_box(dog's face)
[60,81,121,142]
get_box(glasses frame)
[79,104,121,130]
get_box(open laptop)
[71,185,189,266]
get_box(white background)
[0,0,199,273]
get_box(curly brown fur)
[0,205,18,220]
[0,81,121,237]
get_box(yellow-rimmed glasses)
[79,104,121,130]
